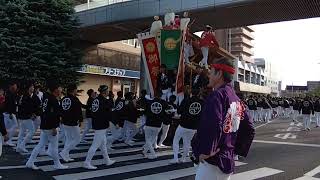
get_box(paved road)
[0,116,319,180]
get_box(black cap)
[98,85,108,93]
[205,25,212,30]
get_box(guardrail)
[75,0,131,12]
[74,0,251,13]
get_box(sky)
[252,17,320,89]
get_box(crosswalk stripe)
[232,167,283,179]
[125,167,196,180]
[41,150,174,172]
[22,141,145,151]
[293,177,320,180]
[11,132,95,141]
[8,131,286,180]
[305,165,320,177]
[53,159,192,180]
[21,139,94,149]
[125,161,247,180]
[34,146,144,163]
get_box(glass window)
[128,39,134,46]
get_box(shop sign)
[79,64,140,79]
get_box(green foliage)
[309,87,320,97]
[0,0,83,87]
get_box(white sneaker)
[81,139,89,143]
[67,157,74,162]
[5,142,15,147]
[59,152,69,162]
[147,154,157,160]
[16,147,28,153]
[107,147,115,151]
[180,158,188,163]
[26,162,39,170]
[106,160,116,166]
[53,164,68,170]
[142,150,148,158]
[154,144,160,149]
[21,148,28,153]
[125,141,134,147]
[169,159,180,164]
[117,138,125,142]
[158,144,168,148]
[83,162,97,170]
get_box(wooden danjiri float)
[137,11,236,99]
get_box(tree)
[309,87,320,97]
[0,0,83,87]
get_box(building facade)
[215,26,272,95]
[215,26,255,63]
[282,85,308,97]
[254,58,281,96]
[234,60,271,95]
[77,40,141,103]
[307,81,320,92]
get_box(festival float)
[137,11,236,98]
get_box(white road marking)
[35,146,144,163]
[0,165,27,170]
[232,167,283,179]
[125,167,196,180]
[274,133,297,139]
[11,132,95,141]
[53,159,188,180]
[21,141,144,151]
[254,140,320,148]
[255,120,273,129]
[41,150,174,172]
[305,165,320,177]
[125,161,247,180]
[293,176,320,180]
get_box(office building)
[254,58,281,96]
[215,26,255,63]
[77,39,141,103]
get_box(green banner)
[160,29,182,70]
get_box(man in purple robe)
[192,58,255,180]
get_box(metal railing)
[75,0,132,12]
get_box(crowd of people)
[245,95,320,130]
[0,57,258,179]
[0,75,206,170]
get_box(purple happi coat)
[192,83,255,174]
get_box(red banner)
[142,37,161,95]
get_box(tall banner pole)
[137,33,161,98]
